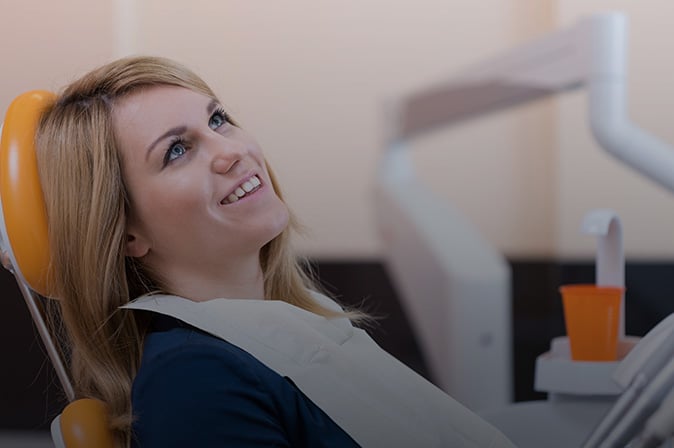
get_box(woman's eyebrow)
[145,99,219,161]
[207,98,218,114]
[145,125,187,161]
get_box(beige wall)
[6,2,671,260]
[0,1,116,113]
[134,0,557,258]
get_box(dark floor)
[1,259,674,430]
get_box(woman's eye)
[163,139,188,166]
[209,108,229,130]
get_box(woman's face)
[114,85,289,278]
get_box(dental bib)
[122,292,514,448]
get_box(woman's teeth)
[222,175,261,204]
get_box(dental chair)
[0,90,114,448]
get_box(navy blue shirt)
[131,315,360,447]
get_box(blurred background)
[2,0,674,445]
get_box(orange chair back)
[0,90,56,297]
[1,92,114,448]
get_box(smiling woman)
[114,85,290,302]
[33,56,516,448]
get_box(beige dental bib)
[122,292,514,448]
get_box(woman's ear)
[125,220,150,258]
[125,233,150,258]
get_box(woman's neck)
[151,252,265,302]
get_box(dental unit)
[376,11,674,447]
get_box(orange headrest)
[0,90,56,297]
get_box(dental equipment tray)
[535,336,640,396]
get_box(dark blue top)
[131,315,360,447]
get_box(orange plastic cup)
[559,284,623,362]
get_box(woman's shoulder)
[136,314,273,384]
[131,314,359,447]
[132,315,286,446]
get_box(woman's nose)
[209,135,246,174]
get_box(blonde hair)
[36,56,345,447]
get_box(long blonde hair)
[36,56,343,447]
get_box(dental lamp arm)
[587,15,674,194]
[388,13,674,195]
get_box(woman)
[35,56,515,447]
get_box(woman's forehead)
[116,85,213,116]
[113,86,216,150]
